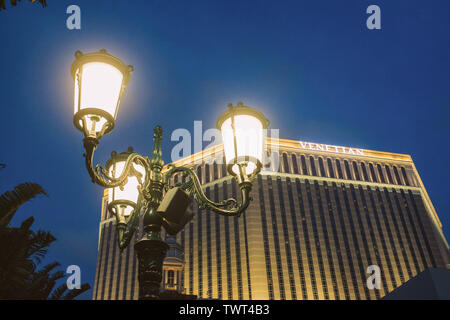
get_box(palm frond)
[34,261,60,275]
[0,218,56,297]
[27,230,56,264]
[40,270,64,299]
[19,216,34,231]
[48,270,64,282]
[62,283,91,300]
[26,262,62,299]
[49,283,67,300]
[1,0,47,10]
[0,221,36,295]
[0,180,91,300]
[0,183,48,227]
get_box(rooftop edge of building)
[164,137,413,170]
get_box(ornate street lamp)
[71,49,269,300]
[71,49,133,139]
[217,102,269,181]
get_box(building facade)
[92,138,450,300]
[161,236,185,294]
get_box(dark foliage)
[0,182,48,227]
[0,182,91,299]
[0,0,47,10]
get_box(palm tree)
[0,182,91,299]
[0,182,47,227]
[0,0,47,11]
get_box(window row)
[167,153,416,188]
[280,153,414,186]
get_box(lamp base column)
[134,238,169,300]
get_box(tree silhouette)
[0,182,91,299]
[0,182,47,226]
[0,0,47,10]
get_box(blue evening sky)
[0,0,449,299]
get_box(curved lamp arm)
[83,136,151,250]
[163,164,253,217]
[82,136,149,188]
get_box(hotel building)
[92,138,450,300]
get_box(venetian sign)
[299,141,364,156]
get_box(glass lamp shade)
[71,49,133,137]
[216,102,269,176]
[106,154,146,217]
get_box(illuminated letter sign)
[299,141,364,156]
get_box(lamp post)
[71,49,269,300]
